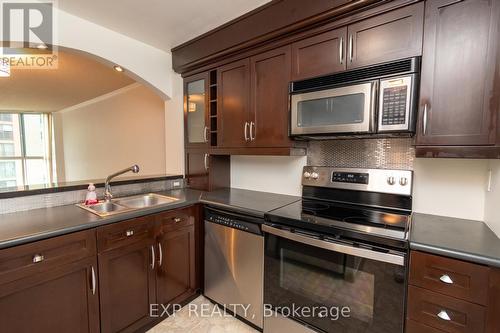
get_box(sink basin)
[115,193,178,209]
[77,193,179,217]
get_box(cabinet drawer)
[409,251,489,305]
[407,285,485,333]
[407,319,445,333]
[156,206,195,232]
[97,216,155,252]
[0,229,96,285]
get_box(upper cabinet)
[347,3,423,69]
[416,0,500,148]
[217,59,251,148]
[290,3,424,81]
[184,73,209,149]
[291,28,347,81]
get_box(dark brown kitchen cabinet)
[291,27,346,80]
[250,45,292,148]
[347,3,423,69]
[156,209,196,305]
[185,148,230,191]
[184,72,209,149]
[0,230,99,333]
[98,216,157,333]
[416,0,500,148]
[217,59,251,148]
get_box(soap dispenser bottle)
[85,183,98,205]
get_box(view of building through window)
[0,113,52,189]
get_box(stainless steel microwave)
[290,57,420,138]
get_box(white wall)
[6,3,173,99]
[231,156,307,195]
[53,84,166,181]
[412,159,489,220]
[230,156,490,221]
[164,72,185,175]
[485,160,500,237]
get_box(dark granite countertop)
[200,188,300,218]
[0,187,300,249]
[410,213,500,268]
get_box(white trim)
[56,83,142,113]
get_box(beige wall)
[53,84,166,182]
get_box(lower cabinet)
[0,230,100,333]
[97,206,199,333]
[156,209,196,305]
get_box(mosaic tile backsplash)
[0,178,184,214]
[307,138,415,170]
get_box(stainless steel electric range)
[263,167,413,333]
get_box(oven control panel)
[302,167,413,196]
[332,172,369,184]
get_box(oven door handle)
[262,225,405,266]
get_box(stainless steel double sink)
[77,193,179,217]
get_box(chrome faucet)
[104,165,140,202]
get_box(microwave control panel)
[378,76,413,132]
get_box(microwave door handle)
[262,225,404,266]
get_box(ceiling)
[58,0,272,51]
[0,50,135,112]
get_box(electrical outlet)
[173,180,181,188]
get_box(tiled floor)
[148,296,259,333]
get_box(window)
[0,113,52,188]
[0,143,15,156]
[0,113,12,121]
[0,124,13,140]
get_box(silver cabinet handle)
[250,121,255,141]
[437,310,451,321]
[91,266,96,295]
[173,217,182,223]
[348,34,354,63]
[204,153,209,171]
[158,243,163,267]
[423,103,428,135]
[32,254,44,263]
[203,126,208,143]
[439,274,453,284]
[125,230,134,237]
[244,121,249,141]
[150,245,155,270]
[339,37,344,64]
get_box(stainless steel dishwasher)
[204,206,264,329]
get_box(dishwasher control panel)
[205,207,263,235]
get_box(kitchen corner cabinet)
[0,230,99,333]
[416,0,500,155]
[185,148,230,191]
[290,2,424,80]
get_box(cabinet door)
[416,0,499,146]
[184,73,209,148]
[291,27,347,80]
[185,149,209,191]
[250,45,292,147]
[99,239,157,333]
[347,3,423,69]
[217,58,250,147]
[0,256,99,333]
[156,225,196,306]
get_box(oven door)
[263,225,406,333]
[290,81,377,136]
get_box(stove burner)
[302,201,330,213]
